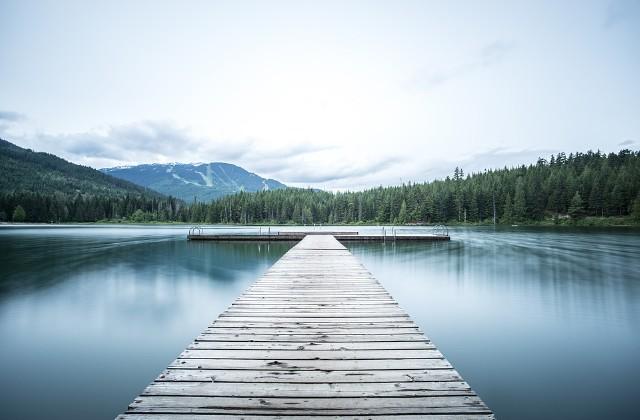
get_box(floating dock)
[187,231,450,242]
[117,234,491,419]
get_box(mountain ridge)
[101,162,286,202]
[0,138,162,198]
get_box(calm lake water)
[1,225,639,419]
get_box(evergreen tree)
[397,200,408,224]
[502,193,513,223]
[568,192,585,219]
[12,205,26,222]
[632,194,640,221]
[513,178,527,221]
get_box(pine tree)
[568,192,584,219]
[12,205,26,222]
[632,194,640,221]
[502,193,513,223]
[513,178,527,221]
[397,200,408,224]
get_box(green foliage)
[502,192,513,224]
[130,209,146,222]
[0,138,182,223]
[1,139,639,226]
[513,178,526,221]
[12,205,26,222]
[397,200,408,224]
[195,149,639,225]
[632,194,640,221]
[0,138,158,198]
[568,192,585,219]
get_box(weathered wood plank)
[215,317,411,323]
[119,415,494,420]
[207,322,418,329]
[204,327,422,335]
[142,381,476,397]
[168,358,453,370]
[233,299,398,304]
[127,395,490,414]
[189,341,434,350]
[219,311,409,322]
[178,349,444,360]
[196,333,429,342]
[228,304,400,309]
[156,368,464,383]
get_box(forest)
[2,149,639,225]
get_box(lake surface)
[1,225,639,419]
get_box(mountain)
[0,138,160,198]
[101,162,286,202]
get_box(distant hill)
[101,162,286,202]
[0,138,159,198]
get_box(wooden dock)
[188,233,450,242]
[117,235,491,419]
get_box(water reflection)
[348,227,640,420]
[0,227,291,420]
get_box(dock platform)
[188,233,450,242]
[117,234,491,418]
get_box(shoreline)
[2,217,639,228]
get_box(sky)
[1,0,639,190]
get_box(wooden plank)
[233,299,398,304]
[228,304,400,309]
[215,317,411,323]
[156,368,464,383]
[216,313,411,324]
[168,358,452,370]
[142,381,476,397]
[127,395,489,414]
[196,333,429,342]
[222,311,408,317]
[207,323,418,330]
[178,349,444,359]
[117,234,491,418]
[189,341,433,350]
[119,415,494,420]
[204,323,419,336]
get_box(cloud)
[0,111,26,122]
[0,110,29,139]
[274,156,404,184]
[407,147,558,183]
[1,119,374,187]
[27,121,256,166]
[618,139,635,146]
[249,143,337,166]
[410,40,515,90]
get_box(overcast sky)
[1,0,639,190]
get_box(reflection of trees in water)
[347,229,640,321]
[0,235,292,297]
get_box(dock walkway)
[117,235,492,419]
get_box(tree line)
[2,149,639,224]
[0,192,185,223]
[190,150,640,225]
